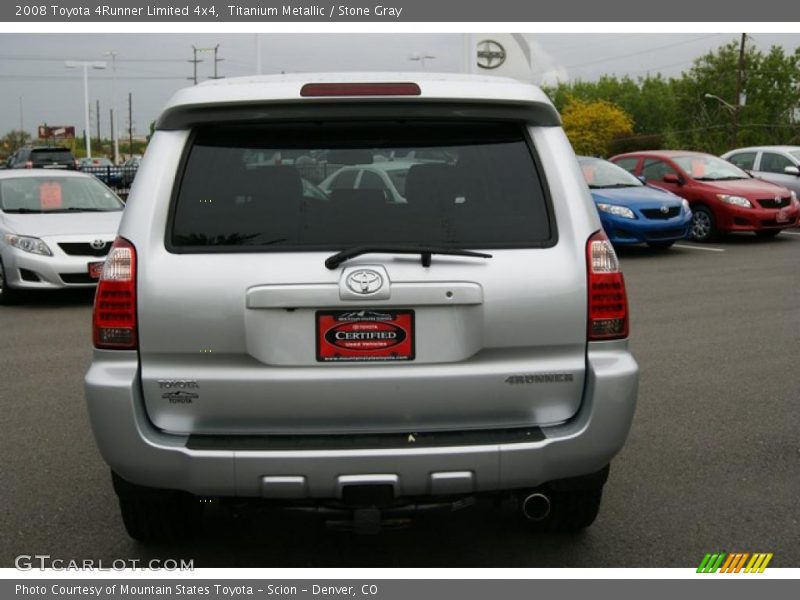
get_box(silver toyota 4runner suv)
[85,73,638,541]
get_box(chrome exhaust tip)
[522,492,551,521]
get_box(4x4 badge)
[346,269,383,294]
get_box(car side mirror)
[663,173,683,185]
[783,165,800,176]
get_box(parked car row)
[610,150,799,242]
[2,146,142,193]
[578,146,800,248]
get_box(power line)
[565,34,728,70]
[0,74,186,80]
[0,54,186,62]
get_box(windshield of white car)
[0,177,124,213]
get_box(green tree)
[664,39,800,152]
[545,38,800,155]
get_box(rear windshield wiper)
[2,208,44,213]
[325,245,493,269]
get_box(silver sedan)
[0,169,123,304]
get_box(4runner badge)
[505,373,575,384]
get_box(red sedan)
[610,150,800,241]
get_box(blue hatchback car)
[578,156,692,249]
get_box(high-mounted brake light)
[300,82,421,97]
[586,231,629,340]
[93,237,137,350]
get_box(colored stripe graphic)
[720,553,736,573]
[733,553,750,573]
[697,554,712,573]
[698,552,772,573]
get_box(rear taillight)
[586,231,629,340]
[93,237,137,349]
[300,82,421,97]
[24,160,33,168]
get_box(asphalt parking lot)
[1,232,798,568]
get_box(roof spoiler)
[155,100,561,130]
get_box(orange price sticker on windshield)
[39,182,63,209]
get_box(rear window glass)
[170,121,552,251]
[30,149,74,162]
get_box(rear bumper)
[84,341,638,499]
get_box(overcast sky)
[1,32,798,139]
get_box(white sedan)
[0,170,123,304]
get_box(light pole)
[104,51,119,164]
[65,60,106,158]
[704,92,743,148]
[409,53,436,70]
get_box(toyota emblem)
[346,270,383,294]
[476,40,506,70]
[90,239,107,250]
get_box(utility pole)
[128,92,133,157]
[105,51,119,164]
[733,32,747,148]
[209,44,224,80]
[96,99,101,149]
[188,46,203,84]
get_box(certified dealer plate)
[316,309,415,362]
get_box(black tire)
[522,488,603,533]
[0,258,20,305]
[690,205,717,242]
[646,240,675,250]
[112,472,202,543]
[755,229,781,239]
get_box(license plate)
[316,309,415,362]
[776,209,789,223]
[88,261,105,279]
